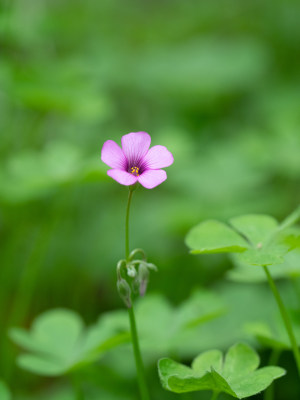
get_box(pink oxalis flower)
[101,131,174,189]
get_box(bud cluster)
[116,249,157,308]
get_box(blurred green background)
[1,0,300,398]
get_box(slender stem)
[264,349,281,400]
[125,189,134,260]
[125,188,150,400]
[263,265,300,376]
[210,391,219,400]
[128,306,150,400]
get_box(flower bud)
[117,278,132,308]
[138,263,150,297]
[127,265,137,278]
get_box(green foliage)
[100,291,226,361]
[10,309,130,376]
[137,37,268,100]
[246,316,300,351]
[283,227,300,250]
[105,282,294,382]
[227,250,300,283]
[0,381,11,400]
[1,0,300,398]
[0,142,107,203]
[158,343,285,398]
[186,220,248,254]
[246,322,290,351]
[186,213,299,266]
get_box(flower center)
[130,166,140,176]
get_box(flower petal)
[101,140,126,169]
[121,132,151,164]
[141,145,174,169]
[138,169,167,189]
[107,169,138,186]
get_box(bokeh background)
[1,0,300,399]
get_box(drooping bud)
[117,278,132,308]
[138,263,150,296]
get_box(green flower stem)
[128,306,150,400]
[125,187,150,400]
[263,265,300,376]
[210,391,219,400]
[125,189,134,259]
[264,349,281,400]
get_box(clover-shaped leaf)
[158,343,285,398]
[0,381,11,400]
[186,213,297,266]
[10,308,130,376]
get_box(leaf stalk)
[263,265,300,376]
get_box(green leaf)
[10,308,129,376]
[17,354,67,376]
[187,214,292,266]
[9,328,47,355]
[236,245,288,267]
[30,309,84,361]
[223,343,259,379]
[159,358,193,386]
[0,381,11,400]
[192,350,223,375]
[159,358,235,395]
[227,250,300,282]
[230,367,285,398]
[186,220,248,254]
[229,215,278,247]
[158,343,285,399]
[168,368,236,396]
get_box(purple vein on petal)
[140,145,174,170]
[121,132,151,169]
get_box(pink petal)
[141,145,174,169]
[101,140,126,169]
[138,169,167,189]
[107,169,138,186]
[121,132,151,164]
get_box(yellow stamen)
[130,166,140,176]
